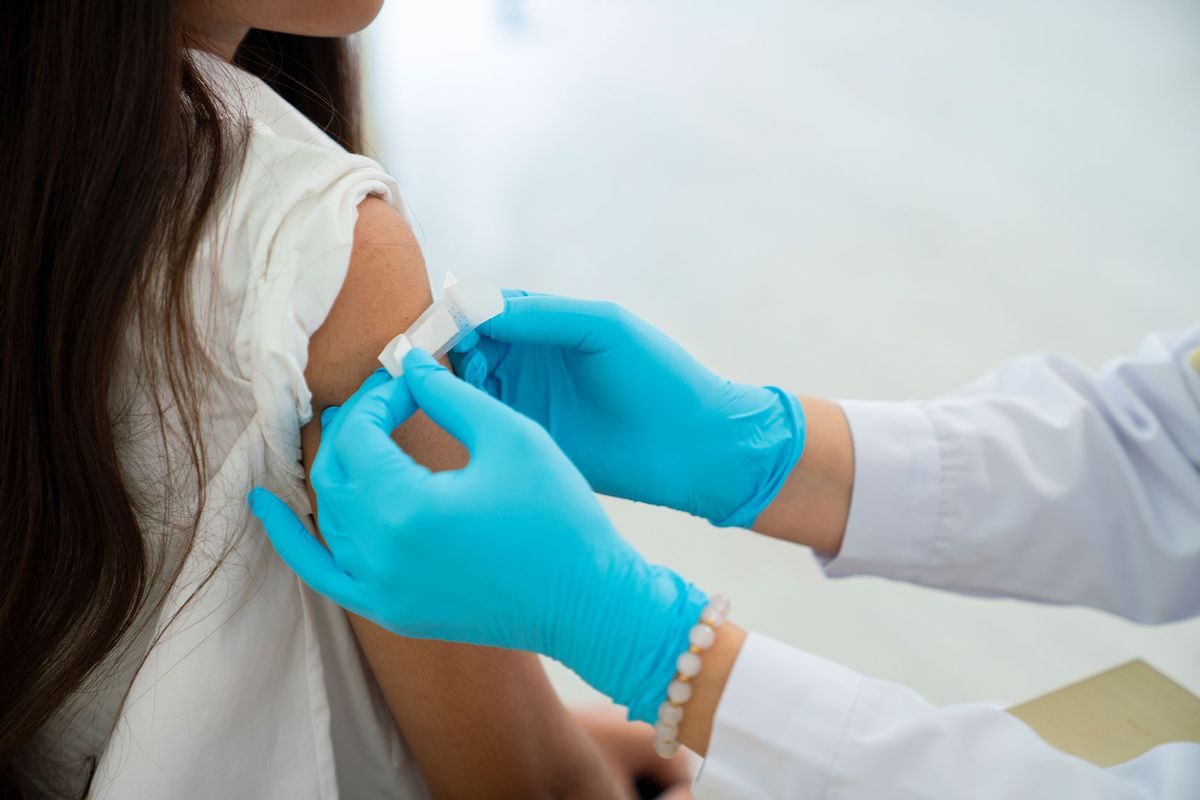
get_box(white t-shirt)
[22,51,428,799]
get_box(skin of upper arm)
[300,197,615,799]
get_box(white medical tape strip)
[377,273,505,377]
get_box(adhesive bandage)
[377,272,505,377]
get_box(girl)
[0,1,687,796]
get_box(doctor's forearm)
[674,622,748,756]
[751,396,854,556]
[673,395,846,756]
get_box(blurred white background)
[362,0,1200,708]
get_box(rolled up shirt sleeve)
[823,326,1200,623]
[694,633,1200,799]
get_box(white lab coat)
[694,326,1200,798]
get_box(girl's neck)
[181,17,247,62]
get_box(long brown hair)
[0,4,360,795]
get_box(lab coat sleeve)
[695,633,1200,799]
[824,325,1200,623]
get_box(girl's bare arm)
[301,197,620,798]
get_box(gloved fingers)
[400,347,513,452]
[470,336,509,373]
[329,373,429,481]
[447,290,534,355]
[248,487,365,611]
[308,483,364,539]
[448,346,488,388]
[312,368,393,486]
[448,338,509,395]
[450,329,482,354]
[306,487,390,581]
[470,289,535,339]
[478,294,623,354]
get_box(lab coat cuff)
[695,633,863,799]
[820,400,941,582]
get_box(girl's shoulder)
[187,49,398,245]
[187,50,404,500]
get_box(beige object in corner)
[1008,660,1200,767]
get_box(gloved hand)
[451,293,805,528]
[248,349,707,723]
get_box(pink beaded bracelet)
[653,595,730,758]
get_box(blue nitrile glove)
[247,349,707,723]
[450,293,806,528]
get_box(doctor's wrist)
[675,621,746,757]
[706,386,807,529]
[553,560,709,727]
[751,396,853,555]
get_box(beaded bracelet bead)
[653,594,730,758]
